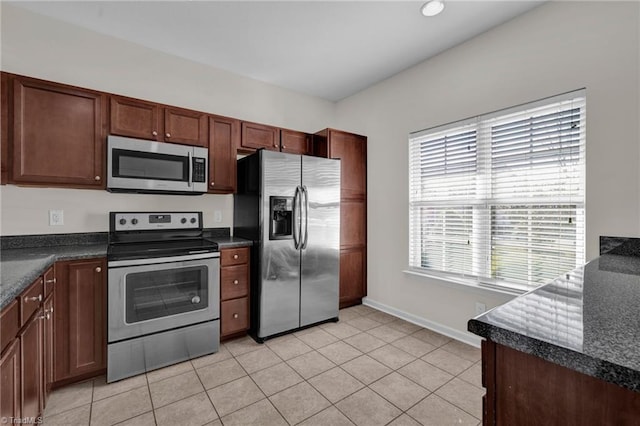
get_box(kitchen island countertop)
[468,241,640,392]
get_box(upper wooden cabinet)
[110,96,208,147]
[110,96,160,141]
[280,129,313,155]
[164,107,208,147]
[240,121,280,152]
[11,76,106,188]
[209,115,239,194]
[315,129,367,200]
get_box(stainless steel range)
[107,211,220,383]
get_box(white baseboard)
[362,297,482,348]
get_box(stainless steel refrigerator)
[234,150,340,342]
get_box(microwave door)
[107,135,206,193]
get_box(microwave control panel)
[192,157,206,183]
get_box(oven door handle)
[108,251,220,268]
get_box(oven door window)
[124,266,208,323]
[113,148,188,182]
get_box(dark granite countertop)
[1,229,250,310]
[1,243,107,310]
[213,236,253,249]
[468,250,640,392]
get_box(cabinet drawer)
[20,277,44,326]
[221,247,249,266]
[221,297,249,336]
[1,299,19,354]
[221,265,249,301]
[43,266,55,298]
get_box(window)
[409,91,585,292]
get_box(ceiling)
[11,1,543,101]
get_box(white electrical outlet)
[475,302,486,315]
[214,210,223,223]
[49,210,64,226]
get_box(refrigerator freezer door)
[259,151,302,338]
[300,156,341,327]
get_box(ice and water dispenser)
[269,196,293,239]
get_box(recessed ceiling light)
[421,0,445,17]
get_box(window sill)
[402,269,526,297]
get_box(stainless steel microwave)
[107,135,208,195]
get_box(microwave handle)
[187,151,192,188]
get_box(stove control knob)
[181,218,187,224]
[190,218,197,224]
[131,218,138,225]
[191,296,201,304]
[119,218,127,225]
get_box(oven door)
[108,252,220,343]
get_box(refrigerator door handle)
[301,185,309,249]
[293,185,301,249]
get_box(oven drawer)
[20,276,44,326]
[221,265,249,301]
[221,297,249,336]
[221,247,249,267]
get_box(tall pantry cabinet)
[314,129,367,308]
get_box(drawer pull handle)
[45,278,56,284]
[233,313,239,319]
[95,176,101,181]
[233,254,239,260]
[166,133,171,138]
[95,267,102,273]
[28,294,43,303]
[233,279,239,285]
[39,312,51,321]
[152,131,158,136]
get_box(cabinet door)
[20,311,42,420]
[42,294,54,403]
[281,129,312,155]
[54,258,106,382]
[209,115,239,193]
[12,77,106,187]
[110,96,161,141]
[341,200,366,249]
[164,107,208,147]
[240,121,280,151]
[328,130,367,200]
[0,339,21,422]
[339,247,366,306]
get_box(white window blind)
[409,91,585,292]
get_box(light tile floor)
[43,305,483,426]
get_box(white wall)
[0,4,335,235]
[334,2,640,339]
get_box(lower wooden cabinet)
[339,247,366,306]
[220,247,250,339]
[482,340,640,425]
[42,294,54,402]
[19,310,42,420]
[0,339,21,422]
[54,258,106,383]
